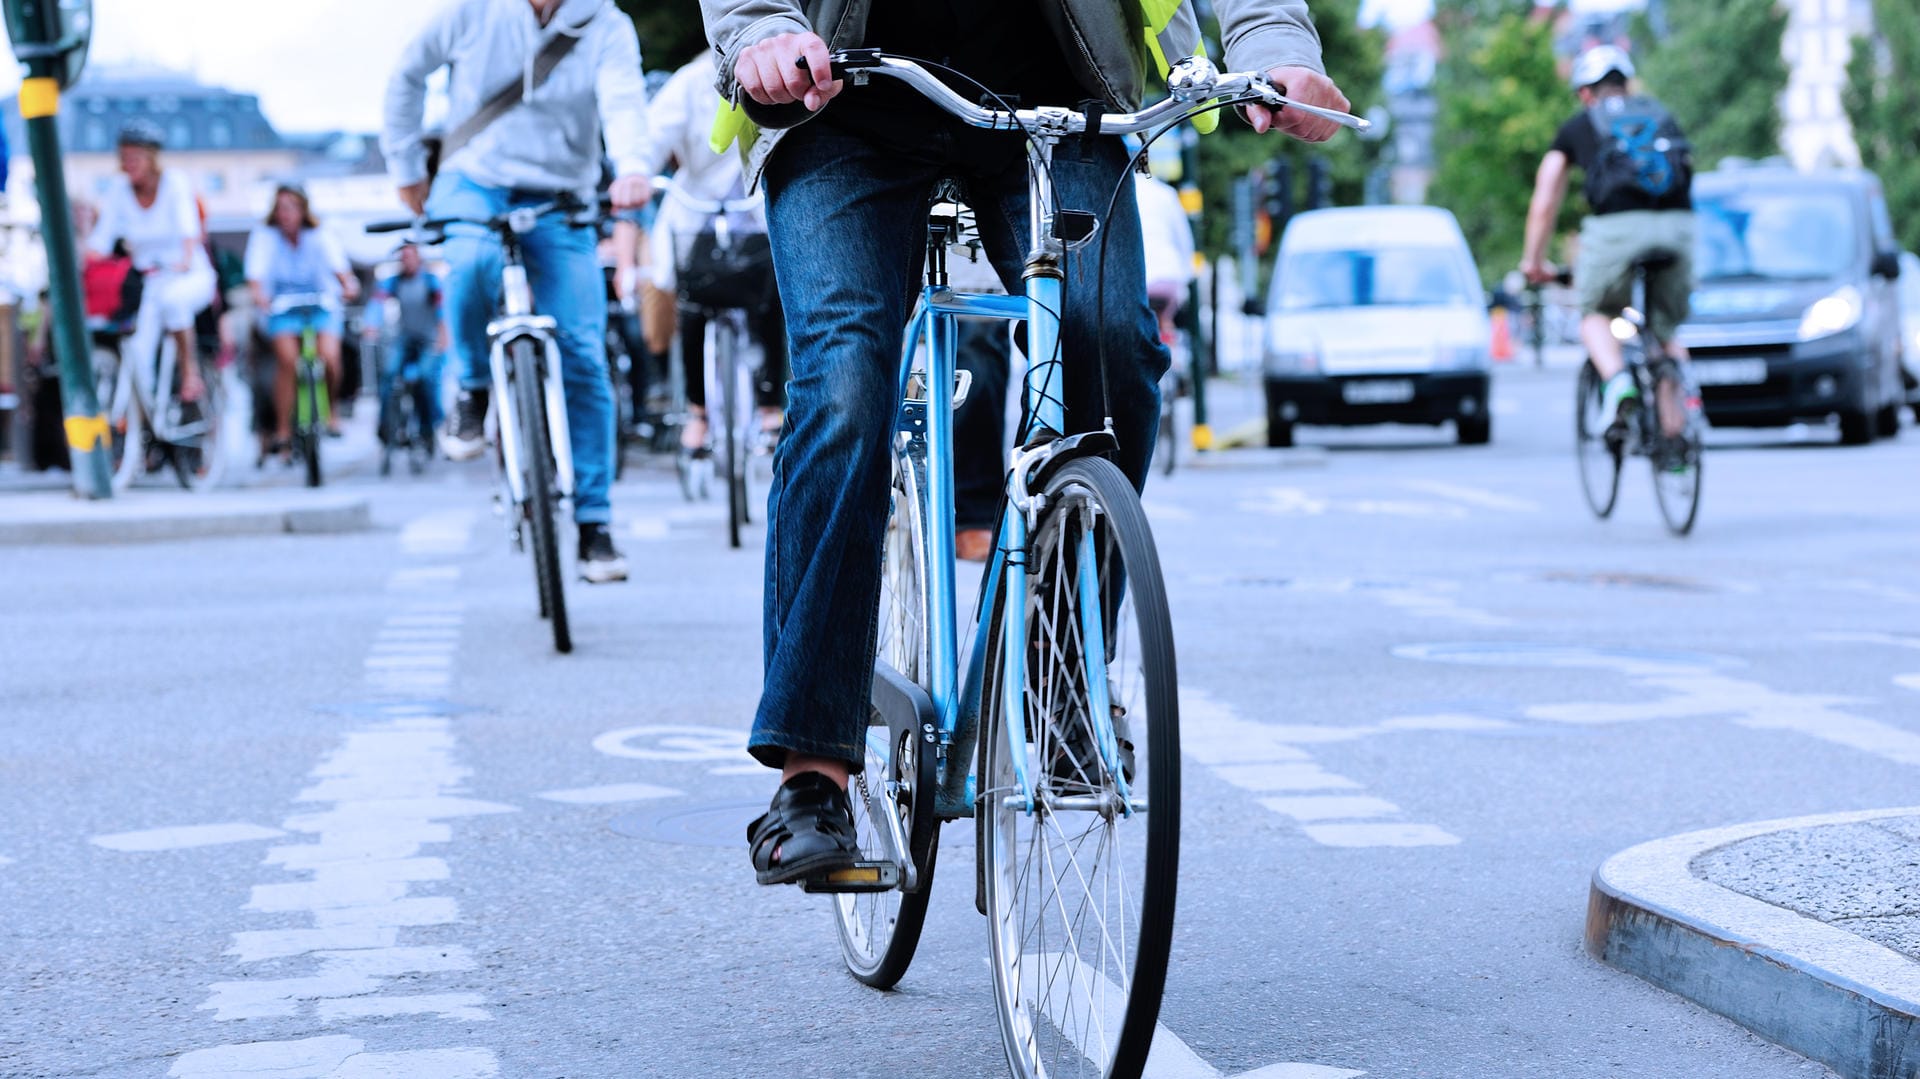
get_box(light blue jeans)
[429,173,615,525]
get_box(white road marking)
[1898,674,1920,693]
[1143,499,1195,522]
[1401,479,1539,513]
[1403,642,1920,768]
[176,512,498,1076]
[1018,951,1365,1079]
[1376,586,1511,628]
[1379,713,1514,732]
[592,724,750,761]
[627,516,671,540]
[1182,689,1459,848]
[537,782,682,804]
[92,822,285,852]
[0,854,13,867]
[1814,632,1920,695]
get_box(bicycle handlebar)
[805,51,1370,136]
[365,191,614,244]
[267,292,330,315]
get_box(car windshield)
[1694,189,1857,281]
[1275,246,1477,310]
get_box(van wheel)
[1456,415,1491,445]
[1838,408,1875,445]
[1266,417,1295,448]
[1875,402,1901,439]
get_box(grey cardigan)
[698,0,1325,186]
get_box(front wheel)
[296,360,325,488]
[95,346,143,491]
[1575,361,1622,519]
[982,457,1179,1079]
[1650,365,1703,536]
[514,340,571,654]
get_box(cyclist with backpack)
[1521,44,1695,429]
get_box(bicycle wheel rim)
[515,341,571,653]
[983,457,1179,1079]
[97,349,141,490]
[1575,362,1621,519]
[837,438,936,986]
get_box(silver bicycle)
[91,278,227,491]
[371,198,584,653]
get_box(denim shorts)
[266,307,342,339]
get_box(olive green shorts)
[1575,210,1696,341]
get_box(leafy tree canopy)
[1846,0,1920,253]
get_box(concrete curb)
[1587,807,1920,1079]
[0,491,371,545]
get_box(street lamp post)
[4,0,108,498]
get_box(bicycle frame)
[892,130,1131,821]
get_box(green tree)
[1846,0,1920,253]
[1427,9,1571,283]
[616,1,709,72]
[1636,0,1787,167]
[1191,0,1387,258]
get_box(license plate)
[1341,379,1416,405]
[1691,358,1769,386]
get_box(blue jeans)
[751,123,1167,770]
[429,174,615,525]
[380,334,445,437]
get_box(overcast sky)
[1,0,1645,135]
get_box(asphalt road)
[5,364,1918,1078]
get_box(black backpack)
[1585,94,1691,208]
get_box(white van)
[1259,205,1494,446]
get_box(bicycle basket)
[677,228,774,312]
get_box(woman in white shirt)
[245,184,359,449]
[87,120,217,403]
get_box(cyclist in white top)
[87,120,216,404]
[245,184,360,448]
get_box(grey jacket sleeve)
[596,15,652,178]
[699,0,812,103]
[1215,0,1325,77]
[381,2,467,188]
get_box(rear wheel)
[514,340,571,654]
[296,359,324,488]
[982,457,1179,1079]
[1456,414,1491,445]
[1649,365,1703,536]
[836,436,937,987]
[1838,406,1875,445]
[169,349,227,492]
[1576,360,1622,519]
[1875,401,1901,440]
[717,321,750,549]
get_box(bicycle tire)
[297,360,324,488]
[981,456,1179,1079]
[718,321,744,549]
[514,339,572,654]
[1575,360,1620,519]
[1650,365,1703,537]
[96,346,142,491]
[836,438,937,987]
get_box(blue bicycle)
[817,52,1368,1079]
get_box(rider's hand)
[1246,67,1350,143]
[736,31,842,111]
[608,173,653,211]
[340,275,362,304]
[398,181,429,216]
[1521,257,1558,286]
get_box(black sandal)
[747,772,860,886]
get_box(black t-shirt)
[821,1,1086,149]
[1551,109,1692,215]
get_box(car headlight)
[1798,286,1863,341]
[1265,347,1320,375]
[1435,344,1490,370]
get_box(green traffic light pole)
[6,0,110,498]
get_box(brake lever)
[1248,82,1372,133]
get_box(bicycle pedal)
[799,860,900,894]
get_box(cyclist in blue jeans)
[370,243,448,442]
[382,0,653,583]
[700,0,1353,884]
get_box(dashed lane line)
[1181,689,1461,848]
[536,782,683,805]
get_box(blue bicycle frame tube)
[1076,525,1132,812]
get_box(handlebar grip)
[367,218,431,234]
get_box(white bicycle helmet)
[1570,44,1635,90]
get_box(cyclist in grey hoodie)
[383,0,652,583]
[705,0,1354,886]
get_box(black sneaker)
[442,389,489,461]
[578,523,628,584]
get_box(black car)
[1678,166,1906,444]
